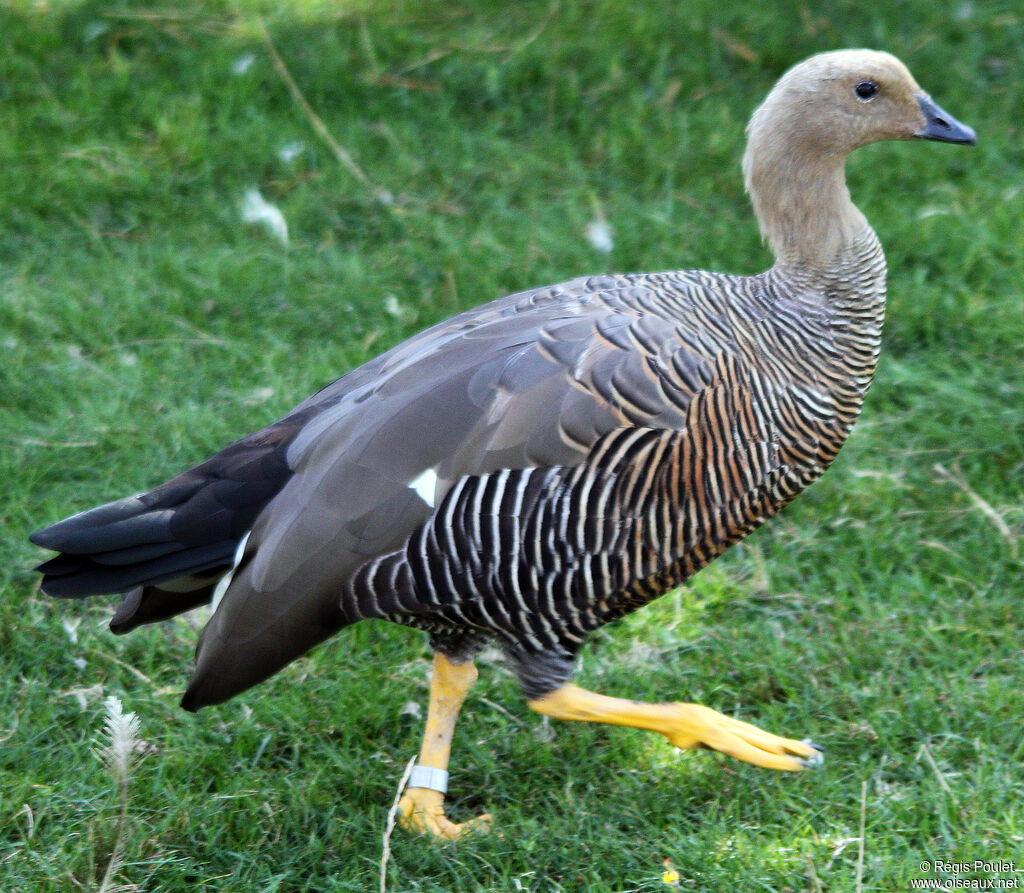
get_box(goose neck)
[744,139,870,274]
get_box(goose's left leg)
[398,652,492,840]
[529,684,822,771]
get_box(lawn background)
[1,1,1022,890]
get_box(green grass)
[2,1,1022,890]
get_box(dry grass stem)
[379,756,416,893]
[918,740,955,796]
[93,697,145,893]
[933,463,1019,557]
[855,780,867,893]
[257,18,392,205]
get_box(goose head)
[748,49,975,155]
[743,49,976,266]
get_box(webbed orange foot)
[398,786,492,840]
[661,702,823,771]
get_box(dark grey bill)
[914,94,977,145]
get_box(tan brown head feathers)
[743,49,974,267]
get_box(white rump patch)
[408,468,439,508]
[210,529,252,616]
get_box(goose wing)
[185,272,719,706]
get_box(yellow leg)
[529,684,821,771]
[398,653,493,840]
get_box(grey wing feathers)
[233,274,709,601]
[33,270,735,708]
[184,273,725,707]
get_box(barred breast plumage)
[342,231,887,697]
[30,50,975,835]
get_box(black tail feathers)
[31,480,236,599]
[31,411,308,632]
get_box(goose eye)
[854,80,879,101]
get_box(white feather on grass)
[278,140,305,163]
[383,294,409,319]
[232,53,256,75]
[241,188,289,245]
[84,22,109,43]
[585,218,614,253]
[61,617,80,644]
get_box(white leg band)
[407,765,450,794]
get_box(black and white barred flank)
[342,230,886,697]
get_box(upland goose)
[32,49,974,838]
